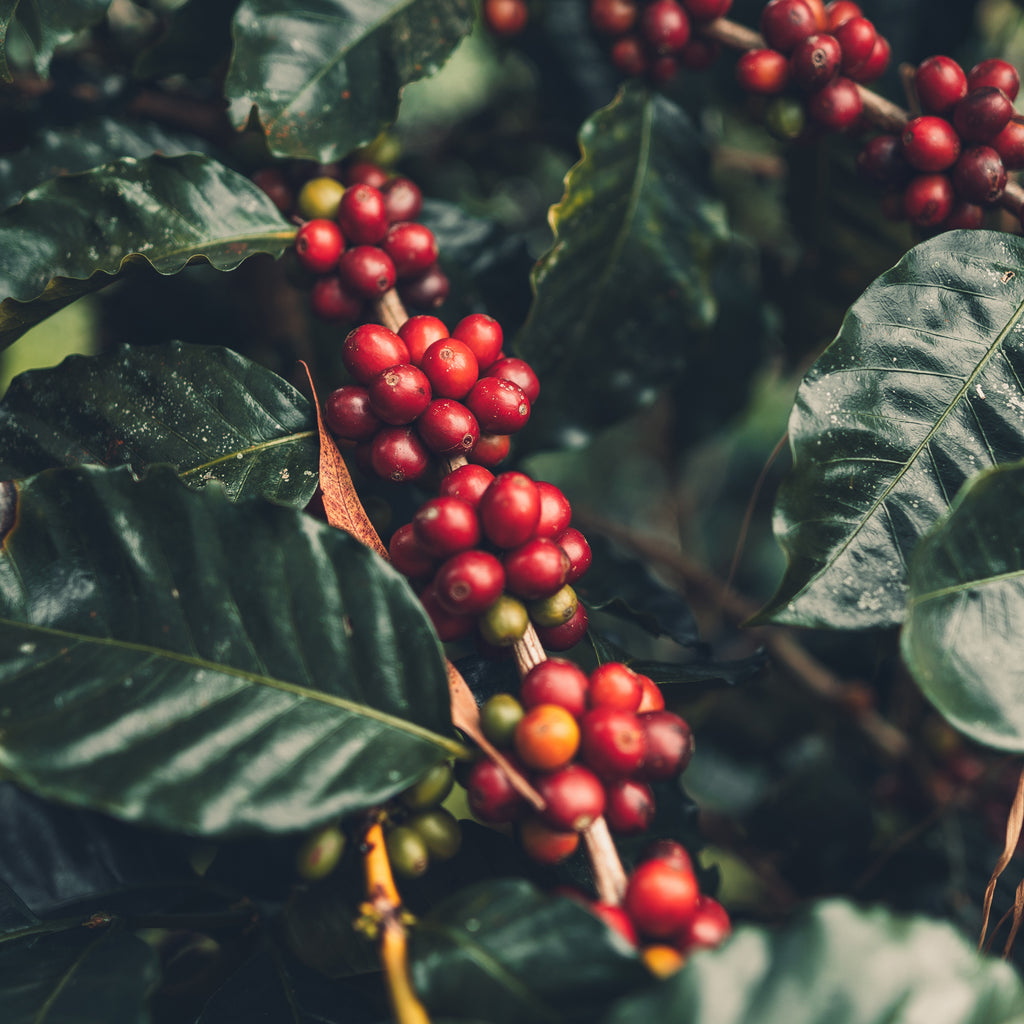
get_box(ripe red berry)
[388,522,438,580]
[535,764,606,832]
[588,662,644,712]
[465,377,531,434]
[857,133,910,184]
[416,399,480,455]
[479,471,541,549]
[382,177,424,222]
[433,549,506,616]
[484,0,529,35]
[344,162,389,189]
[338,184,389,244]
[637,674,665,713]
[759,0,817,53]
[640,0,691,55]
[942,200,984,229]
[683,0,731,20]
[588,902,638,945]
[824,0,859,29]
[590,0,638,35]
[325,384,381,441]
[845,33,889,82]
[367,364,432,424]
[679,36,721,70]
[991,120,1024,170]
[384,222,439,278]
[518,815,579,864]
[914,55,968,114]
[468,431,512,467]
[832,15,875,71]
[789,32,841,91]
[339,245,397,299]
[294,219,344,273]
[421,339,480,399]
[514,703,580,771]
[399,263,450,310]
[419,582,476,641]
[604,778,656,834]
[676,895,732,952]
[736,48,790,94]
[643,838,694,874]
[953,86,1014,142]
[951,145,1008,204]
[639,710,695,781]
[534,482,573,539]
[439,464,495,507]
[806,75,862,130]
[623,858,700,940]
[903,172,955,226]
[310,275,363,322]
[967,58,1020,101]
[342,323,410,384]
[520,658,590,717]
[466,758,525,823]
[534,601,589,650]
[452,314,504,370]
[413,496,481,557]
[370,426,430,482]
[503,538,570,600]
[484,357,540,403]
[579,706,646,779]
[398,315,449,365]
[555,527,592,583]
[901,115,961,172]
[610,36,648,78]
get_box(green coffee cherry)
[528,585,578,628]
[480,693,525,748]
[407,808,462,861]
[295,824,346,881]
[386,825,431,878]
[400,761,455,811]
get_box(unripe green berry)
[295,824,346,880]
[297,176,346,220]
[528,585,578,628]
[478,595,529,646]
[400,761,455,811]
[480,693,525,748]
[407,808,463,860]
[386,825,431,878]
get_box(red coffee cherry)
[382,177,424,222]
[370,426,430,482]
[388,522,438,580]
[637,674,666,713]
[466,377,531,434]
[901,115,961,172]
[992,120,1024,170]
[943,200,984,229]
[903,172,955,227]
[338,183,389,244]
[640,0,691,55]
[479,471,541,549]
[452,314,504,370]
[643,838,694,874]
[534,601,589,650]
[339,245,397,298]
[384,222,439,278]
[677,895,732,952]
[556,527,592,583]
[639,710,695,781]
[485,357,540,403]
[824,0,859,29]
[535,481,573,539]
[590,0,638,35]
[420,581,476,641]
[789,32,841,91]
[806,75,862,130]
[294,219,344,273]
[421,339,480,399]
[604,778,656,834]
[466,758,525,823]
[342,323,410,383]
[679,36,721,70]
[413,496,481,557]
[399,263,450,310]
[857,133,910,184]
[251,167,293,213]
[535,763,607,832]
[520,658,590,717]
[588,662,643,712]
[650,55,680,87]
[610,36,648,78]
[439,464,495,507]
[367,364,432,424]
[588,901,639,945]
[736,48,790,94]
[399,315,449,365]
[343,161,389,188]
[759,0,817,53]
[846,33,889,82]
[503,538,570,600]
[624,858,700,940]
[310,275,364,322]
[953,86,1015,142]
[579,706,646,779]
[683,0,731,20]
[832,15,875,71]
[468,431,512,467]
[484,0,529,36]
[967,58,1020,101]
[416,399,480,456]
[914,55,968,114]
[433,549,506,616]
[951,145,1008,204]
[325,384,381,441]
[518,815,579,864]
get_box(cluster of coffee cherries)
[326,315,539,481]
[589,0,732,85]
[390,466,592,651]
[736,0,889,133]
[253,160,449,321]
[857,57,1022,230]
[383,761,464,879]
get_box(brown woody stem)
[374,289,409,333]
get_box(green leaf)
[0,153,295,352]
[3,0,110,79]
[0,342,318,507]
[758,229,1024,630]
[224,0,475,162]
[135,0,239,80]
[602,899,1024,1024]
[515,82,732,445]
[410,880,650,1024]
[0,0,17,81]
[902,459,1024,750]
[0,465,460,836]
[0,926,159,1024]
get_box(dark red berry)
[534,601,589,650]
[325,384,381,441]
[953,86,1014,143]
[682,0,731,20]
[991,120,1024,170]
[389,522,438,580]
[679,36,721,70]
[415,398,479,456]
[942,200,984,229]
[520,658,590,717]
[604,779,656,834]
[468,432,512,467]
[503,538,570,600]
[914,55,967,114]
[588,663,643,712]
[824,0,859,29]
[736,48,790,94]
[251,167,293,212]
[536,764,606,832]
[367,364,432,425]
[857,134,910,184]
[806,75,862,130]
[434,549,506,616]
[789,32,841,91]
[382,177,424,222]
[579,706,646,779]
[643,838,693,873]
[903,172,955,226]
[759,0,817,54]
[398,263,450,310]
[832,15,875,71]
[420,339,480,399]
[465,377,531,435]
[413,496,481,558]
[339,245,397,298]
[484,357,540,403]
[901,115,961,172]
[342,323,410,384]
[479,472,541,549]
[439,464,495,507]
[846,33,889,82]
[338,184,389,244]
[384,222,439,279]
[610,36,648,78]
[624,859,700,940]
[370,426,430,482]
[589,902,639,945]
[483,0,528,35]
[310,275,364,322]
[452,314,504,370]
[398,315,449,365]
[419,582,476,641]
[640,0,691,55]
[535,482,572,539]
[951,145,1007,204]
[343,162,389,189]
[968,58,1020,101]
[589,0,638,35]
[639,710,694,781]
[294,219,344,274]
[466,758,526,823]
[556,527,592,583]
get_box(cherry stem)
[374,289,408,333]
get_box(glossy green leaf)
[1,926,159,1024]
[410,880,649,1024]
[603,899,1024,1024]
[0,342,318,507]
[902,459,1024,750]
[224,0,475,162]
[0,153,295,351]
[0,465,460,836]
[135,0,239,80]
[515,82,732,446]
[759,230,1024,630]
[2,0,110,79]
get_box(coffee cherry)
[419,583,476,641]
[478,594,530,646]
[400,760,455,810]
[759,0,817,53]
[640,0,691,55]
[297,176,345,220]
[295,824,346,880]
[556,527,593,583]
[421,339,480,400]
[344,161,389,188]
[991,120,1024,170]
[485,357,540,403]
[371,426,430,482]
[452,314,504,370]
[416,399,480,456]
[610,35,648,78]
[414,496,481,558]
[806,75,862,130]
[765,97,806,140]
[386,824,430,878]
[683,0,731,20]
[295,219,344,273]
[466,757,525,823]
[310,275,364,322]
[466,378,531,434]
[485,0,528,35]
[604,778,656,834]
[589,902,639,945]
[903,172,955,227]
[407,808,462,860]
[736,48,790,94]
[383,176,424,222]
[943,200,984,229]
[251,167,293,213]
[643,838,694,874]
[528,584,579,628]
[342,324,410,384]
[384,222,439,278]
[914,55,967,114]
[832,15,875,71]
[590,0,638,35]
[857,133,910,184]
[846,33,889,82]
[338,183,389,244]
[480,692,525,748]
[802,0,827,27]
[789,32,841,91]
[952,145,1008,204]
[389,522,438,580]
[399,263,450,310]
[649,54,680,85]
[518,815,579,864]
[639,710,695,780]
[967,58,1020,101]
[532,482,572,540]
[503,538,571,600]
[521,658,590,717]
[479,472,541,548]
[325,384,381,441]
[580,706,645,779]
[534,602,589,650]
[637,674,666,713]
[339,245,397,298]
[367,364,432,425]
[399,314,449,365]
[536,764,606,832]
[623,858,700,939]
[677,895,732,952]
[901,115,961,172]
[588,662,643,712]
[953,86,1014,143]
[468,432,512,467]
[824,0,859,29]
[439,464,495,507]
[514,703,581,771]
[434,549,506,616]
[680,36,721,70]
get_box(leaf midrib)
[908,565,1024,607]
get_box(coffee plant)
[6,0,1024,1021]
